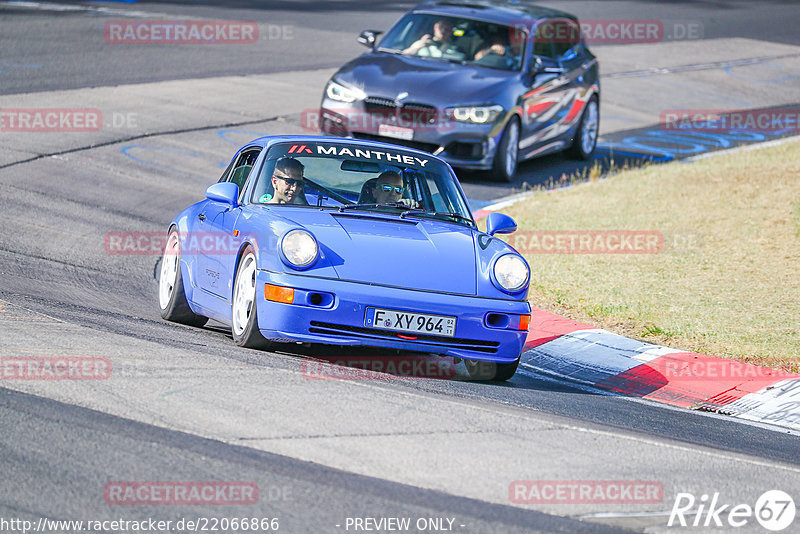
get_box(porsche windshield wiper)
[399,209,472,223]
[337,202,409,213]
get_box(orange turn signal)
[265,284,294,304]
[519,314,531,332]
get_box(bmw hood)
[333,52,514,105]
[277,209,477,295]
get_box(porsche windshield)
[378,13,525,71]
[251,142,474,226]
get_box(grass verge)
[499,140,800,372]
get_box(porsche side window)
[217,158,235,183]
[228,148,261,191]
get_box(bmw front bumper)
[319,99,508,171]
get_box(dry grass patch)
[499,141,800,372]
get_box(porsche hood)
[276,209,478,295]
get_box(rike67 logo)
[668,490,795,531]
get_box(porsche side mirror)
[357,30,382,49]
[205,182,239,208]
[486,212,517,236]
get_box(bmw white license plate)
[365,307,456,337]
[378,124,414,141]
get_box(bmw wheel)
[568,95,599,160]
[158,229,208,327]
[232,246,273,349]
[491,117,520,182]
[464,357,519,381]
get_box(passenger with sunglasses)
[265,158,308,205]
[374,171,419,208]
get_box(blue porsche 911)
[158,136,531,380]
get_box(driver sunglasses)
[274,168,302,187]
[277,175,302,187]
[381,184,403,193]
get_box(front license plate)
[365,307,456,337]
[378,124,414,141]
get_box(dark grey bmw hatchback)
[319,0,600,181]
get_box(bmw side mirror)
[205,182,239,208]
[357,30,382,49]
[486,212,517,236]
[529,55,565,76]
[529,55,544,75]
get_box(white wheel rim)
[158,233,180,310]
[232,253,257,336]
[505,121,519,177]
[581,100,598,155]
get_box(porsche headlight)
[325,80,366,103]
[493,254,529,293]
[281,229,318,269]
[445,105,503,124]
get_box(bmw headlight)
[493,254,529,293]
[281,229,318,269]
[445,105,503,124]
[325,80,366,103]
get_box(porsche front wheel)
[232,247,273,349]
[464,357,519,382]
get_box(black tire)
[464,357,519,382]
[568,95,599,160]
[490,116,520,182]
[231,246,274,349]
[158,229,208,327]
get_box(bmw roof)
[412,0,577,26]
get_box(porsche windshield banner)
[280,143,430,168]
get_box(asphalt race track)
[1,1,800,533]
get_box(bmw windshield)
[251,142,475,227]
[377,13,526,71]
